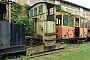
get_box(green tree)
[17,17,33,35]
[56,4,61,11]
[11,3,23,21]
[11,3,33,36]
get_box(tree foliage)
[11,3,23,21]
[56,4,61,11]
[11,3,33,36]
[17,17,33,35]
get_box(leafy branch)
[11,3,33,36]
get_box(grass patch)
[5,44,90,60]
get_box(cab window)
[34,7,37,15]
[30,9,33,17]
[47,4,54,21]
[39,5,43,14]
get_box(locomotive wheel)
[26,42,66,55]
[0,54,3,60]
[29,39,34,47]
[77,40,85,44]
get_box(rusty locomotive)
[0,21,25,56]
[0,1,25,59]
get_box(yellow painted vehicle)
[26,2,66,54]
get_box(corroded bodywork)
[56,11,88,41]
[0,21,25,55]
[79,18,88,38]
[0,1,25,56]
[56,11,74,39]
[36,21,56,46]
[27,2,66,54]
[29,2,57,46]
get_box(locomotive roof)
[60,0,90,11]
[29,2,56,10]
[0,1,12,4]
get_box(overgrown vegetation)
[17,17,33,35]
[56,4,72,15]
[11,3,33,35]
[56,4,61,11]
[11,3,23,21]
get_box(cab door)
[45,21,55,33]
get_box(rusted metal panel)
[26,45,44,55]
[88,30,90,38]
[87,20,90,30]
[36,21,44,36]
[0,45,25,55]
[62,27,69,39]
[0,21,10,49]
[10,23,25,46]
[19,26,25,45]
[45,35,56,41]
[84,28,88,38]
[10,23,18,46]
[80,28,84,38]
[36,21,56,36]
[55,42,66,49]
[7,46,25,54]
[44,21,56,46]
[35,21,56,46]
[79,28,87,38]
[0,21,25,55]
[56,26,62,39]
[68,27,74,38]
[44,21,56,33]
[57,26,69,39]
[6,21,11,46]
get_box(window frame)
[34,7,37,16]
[84,20,87,28]
[75,18,79,27]
[69,16,74,27]
[30,9,33,17]
[80,18,84,28]
[39,5,43,14]
[63,15,68,26]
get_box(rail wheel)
[0,54,3,60]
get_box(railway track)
[29,43,81,58]
[30,41,90,58]
[6,41,90,60]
